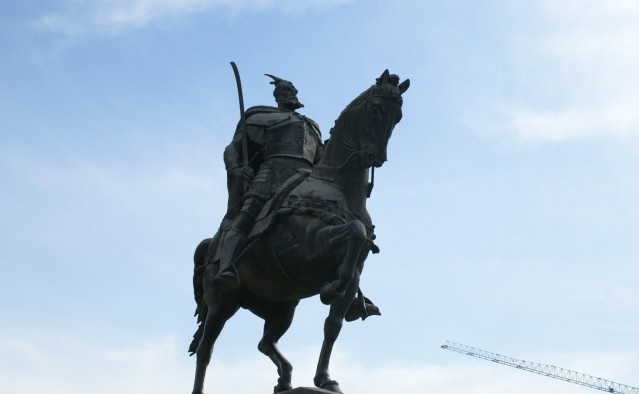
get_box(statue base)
[278,388,336,394]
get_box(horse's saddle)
[248,170,379,255]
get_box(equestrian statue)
[189,67,409,394]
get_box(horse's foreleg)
[312,220,367,305]
[254,300,299,393]
[314,276,359,393]
[192,286,240,394]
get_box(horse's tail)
[189,237,213,355]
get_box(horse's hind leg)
[314,275,360,393]
[192,284,240,394]
[253,300,300,393]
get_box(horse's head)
[333,70,409,169]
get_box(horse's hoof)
[274,383,293,393]
[345,298,381,322]
[320,283,344,305]
[317,379,343,393]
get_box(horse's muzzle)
[362,152,386,168]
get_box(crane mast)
[441,341,638,394]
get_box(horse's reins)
[310,150,376,198]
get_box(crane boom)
[441,341,639,394]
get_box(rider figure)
[213,73,322,288]
[213,74,379,321]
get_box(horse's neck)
[316,139,369,215]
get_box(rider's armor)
[236,106,322,201]
[256,112,321,164]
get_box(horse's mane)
[325,80,402,145]
[324,86,375,147]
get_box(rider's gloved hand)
[231,164,254,181]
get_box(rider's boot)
[345,288,381,322]
[212,227,246,289]
[212,199,263,289]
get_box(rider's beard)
[278,97,304,111]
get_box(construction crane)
[441,340,639,394]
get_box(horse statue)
[190,70,409,394]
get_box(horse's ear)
[376,69,390,86]
[399,79,410,94]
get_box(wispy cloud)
[494,1,639,143]
[34,0,351,37]
[507,101,639,143]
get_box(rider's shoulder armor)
[244,106,322,141]
[244,106,291,127]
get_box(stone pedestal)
[277,387,336,394]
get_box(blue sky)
[1,1,638,393]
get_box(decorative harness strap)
[311,151,375,198]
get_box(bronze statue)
[190,69,409,394]
[206,70,379,319]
